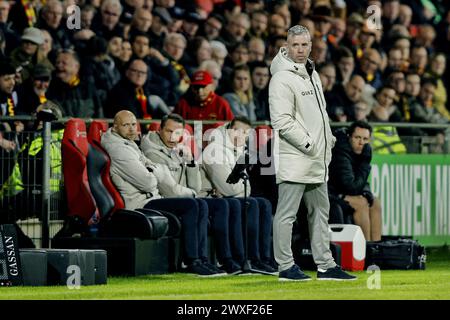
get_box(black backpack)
[366,237,426,270]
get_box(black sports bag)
[366,237,426,270]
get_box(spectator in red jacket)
[174,70,234,133]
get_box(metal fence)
[1,116,449,248]
[0,121,64,248]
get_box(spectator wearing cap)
[341,12,364,52]
[105,58,169,119]
[166,6,184,33]
[149,6,173,50]
[9,27,44,82]
[181,10,204,41]
[36,0,73,51]
[47,49,103,118]
[174,70,234,127]
[17,64,53,116]
[199,59,222,91]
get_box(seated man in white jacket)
[202,116,277,275]
[101,110,225,277]
[141,113,243,274]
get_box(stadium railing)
[1,116,449,248]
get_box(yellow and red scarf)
[6,96,15,116]
[21,0,37,27]
[136,87,151,119]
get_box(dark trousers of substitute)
[227,197,273,263]
[144,197,209,263]
[205,198,244,264]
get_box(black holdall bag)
[365,236,426,270]
[0,224,24,286]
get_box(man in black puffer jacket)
[328,121,382,241]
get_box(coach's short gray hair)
[287,25,311,39]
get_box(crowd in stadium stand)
[0,0,448,151]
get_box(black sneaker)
[317,265,357,281]
[221,259,243,275]
[250,260,279,275]
[202,261,227,276]
[186,260,226,277]
[279,264,311,282]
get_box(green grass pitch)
[1,247,449,300]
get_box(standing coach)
[269,25,356,282]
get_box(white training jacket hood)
[269,47,335,184]
[270,47,313,79]
[201,125,250,197]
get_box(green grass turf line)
[0,247,448,300]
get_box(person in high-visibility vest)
[368,85,407,154]
[0,101,64,221]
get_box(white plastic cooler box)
[329,224,366,271]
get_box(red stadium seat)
[87,120,108,145]
[87,120,125,214]
[61,119,98,225]
[148,122,161,132]
[254,125,273,150]
[87,120,177,238]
